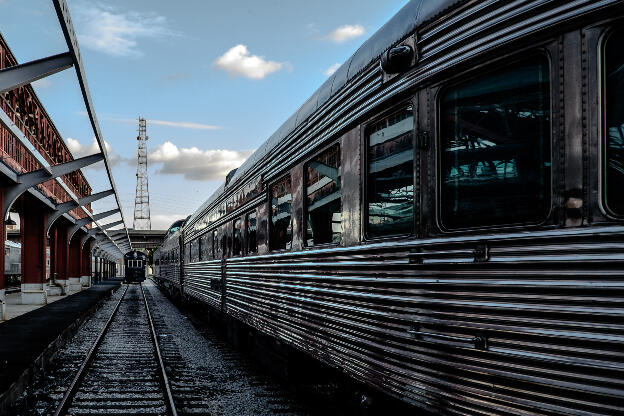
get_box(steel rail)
[140,283,179,416]
[53,284,129,416]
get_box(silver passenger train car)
[154,1,624,414]
[153,219,185,293]
[4,240,21,286]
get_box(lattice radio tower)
[133,117,151,230]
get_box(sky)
[0,0,408,230]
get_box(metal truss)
[0,0,134,259]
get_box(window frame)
[303,140,342,248]
[434,50,555,233]
[600,27,624,219]
[232,217,243,257]
[268,173,294,252]
[362,101,418,241]
[245,208,258,256]
[212,229,218,259]
[198,235,203,262]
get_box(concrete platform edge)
[0,284,121,415]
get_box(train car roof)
[187,0,461,227]
[5,240,21,249]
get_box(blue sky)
[0,0,408,229]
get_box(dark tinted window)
[367,107,414,237]
[440,56,551,229]
[605,30,624,216]
[247,210,258,254]
[185,243,190,263]
[233,218,243,256]
[198,237,203,261]
[191,239,200,262]
[306,143,341,246]
[200,234,211,260]
[270,176,293,250]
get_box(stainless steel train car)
[4,240,21,287]
[154,1,624,413]
[153,219,185,294]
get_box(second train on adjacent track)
[154,1,624,414]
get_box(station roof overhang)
[0,0,132,260]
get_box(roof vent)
[225,168,238,187]
[381,45,415,74]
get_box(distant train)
[124,250,146,283]
[154,1,624,414]
[4,240,20,287]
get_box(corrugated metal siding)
[184,260,222,310]
[158,263,180,288]
[224,227,624,414]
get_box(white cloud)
[324,63,341,76]
[150,141,253,181]
[78,112,222,130]
[67,137,122,167]
[214,44,285,80]
[74,2,174,57]
[327,25,365,42]
[147,119,222,130]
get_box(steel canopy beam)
[46,189,115,236]
[0,51,73,94]
[80,220,124,250]
[98,219,124,232]
[68,208,119,241]
[2,153,104,221]
[53,0,132,251]
[80,233,95,250]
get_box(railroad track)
[53,283,178,416]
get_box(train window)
[366,106,414,238]
[200,234,211,260]
[233,218,243,256]
[604,30,624,216]
[439,55,551,229]
[270,175,293,251]
[246,210,258,255]
[198,237,203,261]
[191,239,200,262]
[305,143,342,246]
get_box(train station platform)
[0,279,122,411]
[2,291,69,322]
